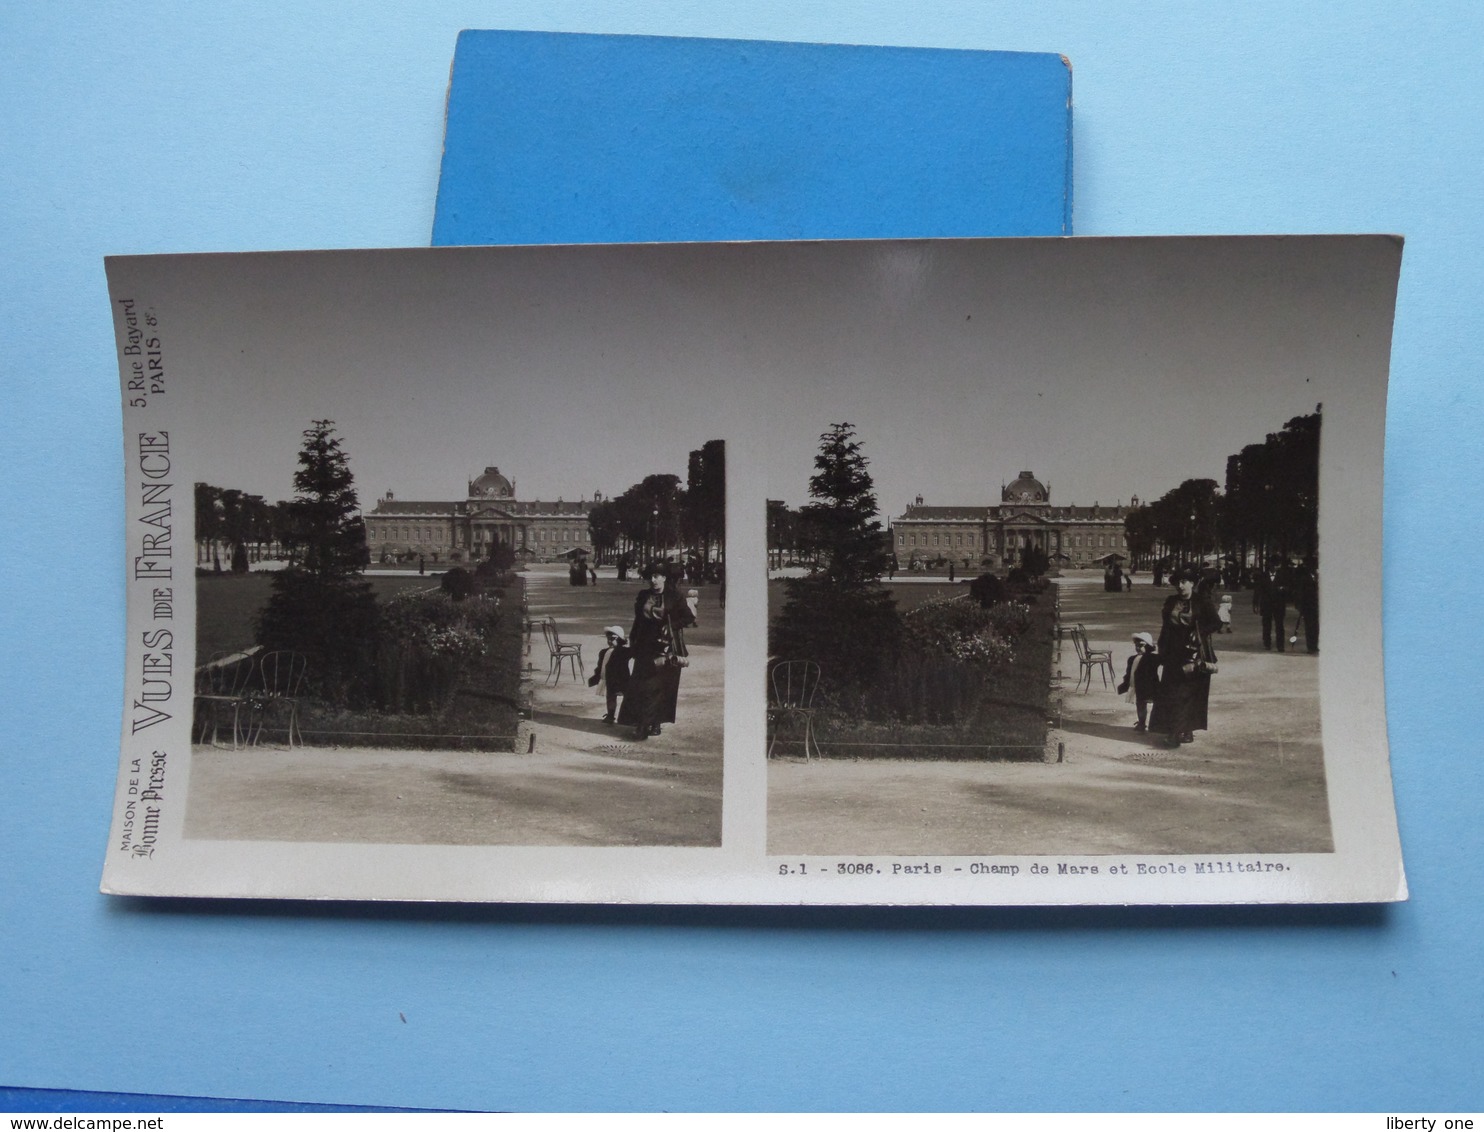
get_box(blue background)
[435,30,1071,243]
[3,2,1481,1112]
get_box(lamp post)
[651,506,660,562]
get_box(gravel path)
[184,564,725,846]
[768,571,1330,856]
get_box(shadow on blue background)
[9,900,1392,1111]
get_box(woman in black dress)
[616,565,697,741]
[1149,565,1222,748]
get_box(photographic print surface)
[104,237,1403,904]
[765,308,1331,859]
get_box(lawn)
[197,571,439,660]
[195,570,523,750]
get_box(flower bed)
[769,584,1056,761]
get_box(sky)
[107,236,1399,519]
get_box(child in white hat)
[1117,632,1160,732]
[589,625,632,725]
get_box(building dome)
[1002,470,1048,504]
[468,466,513,498]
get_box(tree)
[439,567,476,601]
[1219,409,1320,568]
[280,419,372,580]
[1169,478,1222,563]
[270,499,300,560]
[612,473,684,561]
[1020,544,1050,579]
[239,493,274,563]
[1123,505,1156,568]
[194,482,223,569]
[199,483,293,566]
[256,421,378,705]
[1268,411,1320,559]
[682,439,726,567]
[766,499,795,569]
[587,498,621,563]
[479,540,516,576]
[798,423,892,586]
[1138,477,1222,566]
[771,424,900,692]
[217,489,256,573]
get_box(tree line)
[587,438,726,567]
[1122,409,1320,570]
[197,436,725,573]
[194,485,296,572]
[766,492,880,573]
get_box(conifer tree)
[256,420,378,705]
[771,424,900,692]
[800,424,891,586]
[284,420,372,580]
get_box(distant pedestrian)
[1252,557,1292,650]
[1296,556,1319,653]
[1217,594,1233,633]
[948,562,955,582]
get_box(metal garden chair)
[193,649,259,748]
[767,659,823,761]
[1071,624,1115,693]
[250,650,309,747]
[540,617,584,685]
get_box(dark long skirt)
[1149,667,1211,737]
[616,660,682,730]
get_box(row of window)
[369,525,448,546]
[1067,532,1126,549]
[367,524,587,545]
[898,531,978,549]
[895,528,1128,550]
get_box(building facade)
[889,471,1136,570]
[365,466,598,564]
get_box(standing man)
[1252,556,1291,651]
